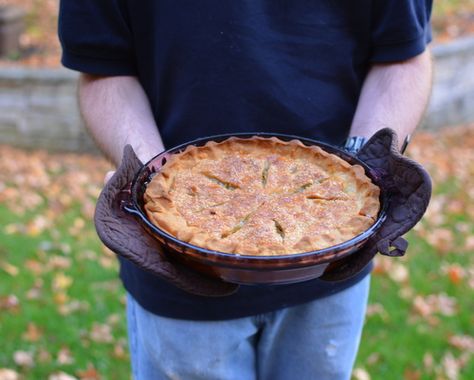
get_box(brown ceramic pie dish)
[123,133,389,285]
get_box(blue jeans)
[126,275,370,380]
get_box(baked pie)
[144,136,380,256]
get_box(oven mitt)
[320,128,432,281]
[94,145,239,297]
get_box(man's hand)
[78,75,165,166]
[349,49,433,149]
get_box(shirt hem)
[119,256,373,321]
[370,30,432,63]
[61,49,137,76]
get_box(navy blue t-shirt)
[59,1,432,320]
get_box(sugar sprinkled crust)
[144,136,380,256]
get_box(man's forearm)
[78,75,164,166]
[350,49,433,149]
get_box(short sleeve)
[370,0,433,62]
[58,0,136,75]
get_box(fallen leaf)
[352,368,371,380]
[0,262,19,276]
[445,265,464,285]
[425,228,455,254]
[404,368,421,380]
[49,372,78,380]
[464,235,474,250]
[106,314,120,326]
[76,363,101,380]
[99,256,116,269]
[26,279,44,300]
[0,295,20,312]
[0,369,20,380]
[48,256,72,270]
[441,351,460,380]
[89,323,113,344]
[366,303,388,320]
[22,322,43,342]
[388,263,409,283]
[13,351,34,368]
[398,286,415,301]
[412,293,458,318]
[448,335,474,353]
[26,215,51,236]
[113,343,127,360]
[3,223,25,235]
[446,199,464,214]
[423,352,434,373]
[58,300,90,316]
[25,259,45,275]
[57,347,74,365]
[101,246,115,258]
[365,353,380,366]
[52,273,73,291]
[37,348,52,364]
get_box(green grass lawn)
[0,204,130,379]
[1,131,473,379]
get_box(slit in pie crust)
[143,136,380,256]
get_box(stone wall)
[422,36,474,130]
[0,67,95,152]
[0,36,473,153]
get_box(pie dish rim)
[125,132,389,268]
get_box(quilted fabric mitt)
[320,128,432,281]
[94,145,239,297]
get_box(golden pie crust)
[144,136,380,256]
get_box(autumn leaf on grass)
[89,323,113,344]
[38,348,52,364]
[52,273,73,292]
[441,351,461,380]
[68,217,86,237]
[48,256,72,270]
[106,313,121,327]
[440,263,465,285]
[388,262,409,283]
[26,215,52,236]
[403,368,421,380]
[26,279,44,300]
[422,195,447,227]
[365,303,388,321]
[13,351,34,368]
[0,368,20,380]
[58,300,90,316]
[54,292,70,306]
[423,353,435,375]
[57,347,74,365]
[22,322,43,342]
[113,340,128,360]
[25,259,45,276]
[448,335,474,353]
[412,293,458,325]
[425,227,455,254]
[49,372,78,380]
[77,363,101,380]
[352,368,371,380]
[0,261,19,277]
[0,295,20,313]
[3,223,26,235]
[372,257,409,283]
[464,235,474,251]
